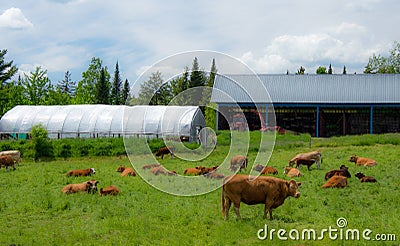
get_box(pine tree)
[328,64,333,74]
[111,61,122,105]
[121,79,130,105]
[57,70,76,96]
[207,58,217,87]
[343,65,347,74]
[95,68,110,104]
[188,57,205,88]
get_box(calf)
[294,159,315,170]
[99,185,120,196]
[184,166,205,176]
[355,172,377,183]
[324,165,351,180]
[116,166,136,176]
[66,168,96,177]
[289,150,322,169]
[222,174,301,220]
[62,180,99,194]
[203,165,219,174]
[0,155,16,171]
[252,164,278,175]
[150,166,177,176]
[155,146,174,159]
[322,175,347,188]
[0,150,21,164]
[230,155,248,172]
[349,155,377,167]
[283,166,302,178]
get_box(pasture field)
[0,133,399,245]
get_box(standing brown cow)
[0,155,16,170]
[289,150,322,169]
[222,174,301,220]
[230,155,248,172]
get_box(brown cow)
[183,166,205,176]
[155,146,174,159]
[355,172,377,183]
[0,155,16,171]
[252,164,278,175]
[324,165,351,180]
[349,155,377,167]
[230,155,248,172]
[0,150,21,164]
[66,168,96,177]
[289,150,322,169]
[322,175,347,188]
[294,159,316,170]
[142,164,161,169]
[204,172,225,179]
[283,166,302,178]
[99,185,120,196]
[62,180,99,194]
[222,174,301,220]
[150,166,177,176]
[116,166,136,176]
[203,165,219,174]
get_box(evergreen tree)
[188,57,205,88]
[328,64,333,74]
[111,61,122,105]
[0,49,18,116]
[94,68,110,104]
[57,70,76,96]
[207,58,217,87]
[296,66,305,74]
[343,65,347,74]
[121,79,130,105]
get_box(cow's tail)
[221,182,226,215]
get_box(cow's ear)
[296,182,302,187]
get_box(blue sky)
[1,0,399,90]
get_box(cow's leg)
[233,200,241,219]
[264,200,275,220]
[222,197,231,220]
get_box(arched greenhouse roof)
[0,105,205,140]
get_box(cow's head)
[339,165,348,170]
[90,168,96,174]
[287,180,301,198]
[86,180,99,194]
[349,155,358,163]
[355,172,365,179]
[116,166,125,172]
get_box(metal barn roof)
[211,74,400,104]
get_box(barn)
[0,105,205,142]
[211,74,400,137]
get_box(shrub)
[30,124,54,161]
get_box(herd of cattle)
[0,147,379,220]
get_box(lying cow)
[99,185,120,196]
[184,166,206,176]
[252,164,278,175]
[204,172,225,179]
[203,165,219,174]
[289,150,322,169]
[222,174,301,220]
[355,172,377,183]
[66,168,96,177]
[62,180,99,194]
[155,146,174,159]
[283,166,302,178]
[0,155,16,171]
[142,164,161,169]
[349,155,377,167]
[324,165,351,180]
[322,175,347,188]
[230,155,248,172]
[0,150,21,164]
[116,166,136,176]
[150,166,177,176]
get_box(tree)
[0,49,18,116]
[137,71,172,105]
[207,58,217,87]
[188,57,205,88]
[316,66,327,74]
[111,61,122,105]
[30,124,53,161]
[21,66,51,105]
[95,68,110,104]
[121,79,130,105]
[328,64,333,74]
[57,70,76,96]
[296,66,305,74]
[364,41,400,74]
[343,65,347,74]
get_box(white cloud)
[0,7,33,29]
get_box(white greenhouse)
[0,105,205,141]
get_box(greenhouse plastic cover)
[0,105,205,139]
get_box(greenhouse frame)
[0,105,206,142]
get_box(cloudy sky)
[1,0,399,87]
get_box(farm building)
[211,74,400,137]
[0,105,205,142]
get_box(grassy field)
[0,133,399,245]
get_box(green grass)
[0,134,399,245]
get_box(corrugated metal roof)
[210,74,400,104]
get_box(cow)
[322,175,347,188]
[293,159,316,170]
[283,166,302,178]
[289,150,322,169]
[252,164,278,175]
[99,185,120,196]
[62,180,99,194]
[116,166,136,176]
[155,146,174,159]
[183,166,206,176]
[66,168,96,177]
[230,155,248,172]
[142,164,161,170]
[150,166,177,176]
[204,172,225,179]
[0,155,16,171]
[349,155,377,167]
[203,165,219,174]
[324,165,351,180]
[221,174,301,220]
[0,150,21,164]
[355,172,377,183]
